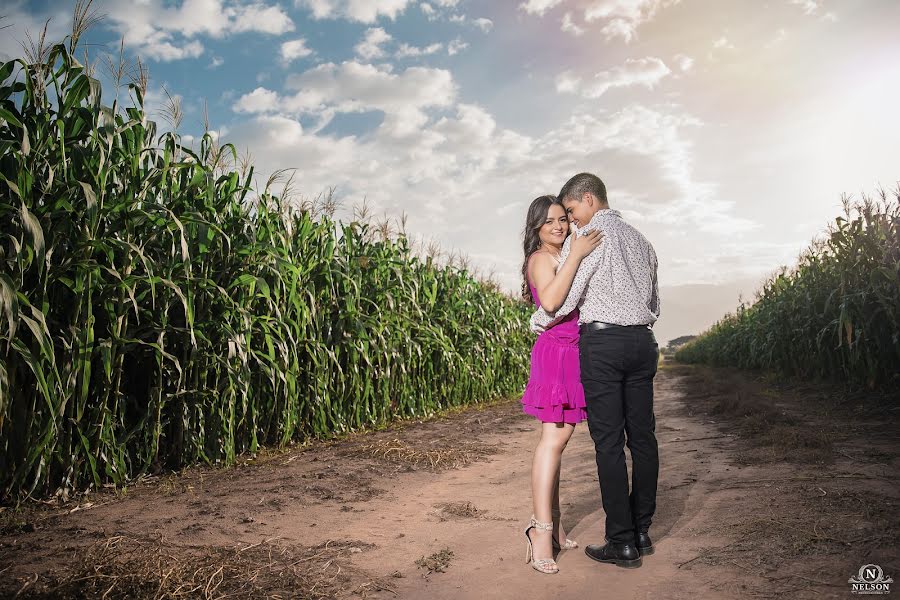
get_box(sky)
[3,0,899,344]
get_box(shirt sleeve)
[529,226,602,333]
[649,242,660,318]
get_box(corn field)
[0,36,533,501]
[676,190,900,391]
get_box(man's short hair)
[558,173,607,205]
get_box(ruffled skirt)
[521,333,587,424]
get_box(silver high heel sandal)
[524,515,559,574]
[551,508,578,550]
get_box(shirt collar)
[593,208,620,220]
[576,208,620,232]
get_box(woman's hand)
[570,228,603,260]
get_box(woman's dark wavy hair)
[521,195,565,301]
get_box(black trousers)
[579,324,660,545]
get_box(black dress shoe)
[584,541,642,568]
[636,531,654,556]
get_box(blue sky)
[3,0,899,343]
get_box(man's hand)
[529,312,547,334]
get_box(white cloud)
[285,61,457,117]
[143,37,205,62]
[280,38,314,64]
[0,4,70,62]
[557,57,671,98]
[99,0,294,62]
[420,3,436,18]
[584,0,676,22]
[789,0,837,20]
[519,0,565,16]
[225,103,531,239]
[790,0,820,15]
[447,14,493,32]
[229,3,295,34]
[396,42,444,58]
[555,71,582,93]
[209,56,225,68]
[234,61,457,138]
[712,36,735,50]
[354,27,393,59]
[355,27,447,61]
[233,87,281,113]
[447,37,468,55]
[599,18,635,42]
[519,0,678,42]
[473,18,494,32]
[673,53,693,71]
[585,0,681,42]
[561,12,585,35]
[434,104,497,143]
[296,0,412,23]
[540,105,751,235]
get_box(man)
[530,172,660,569]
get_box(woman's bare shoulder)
[528,250,557,278]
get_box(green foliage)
[675,192,900,391]
[662,335,696,355]
[0,41,532,500]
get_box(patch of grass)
[415,547,454,574]
[667,363,899,598]
[351,438,497,471]
[0,508,35,536]
[672,364,836,464]
[436,501,482,519]
[681,485,899,598]
[3,536,390,600]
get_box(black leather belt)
[582,321,651,331]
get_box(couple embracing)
[520,172,661,573]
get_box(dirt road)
[1,365,897,599]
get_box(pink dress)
[520,279,588,424]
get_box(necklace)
[541,246,562,264]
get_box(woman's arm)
[528,229,603,313]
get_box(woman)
[521,195,603,574]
